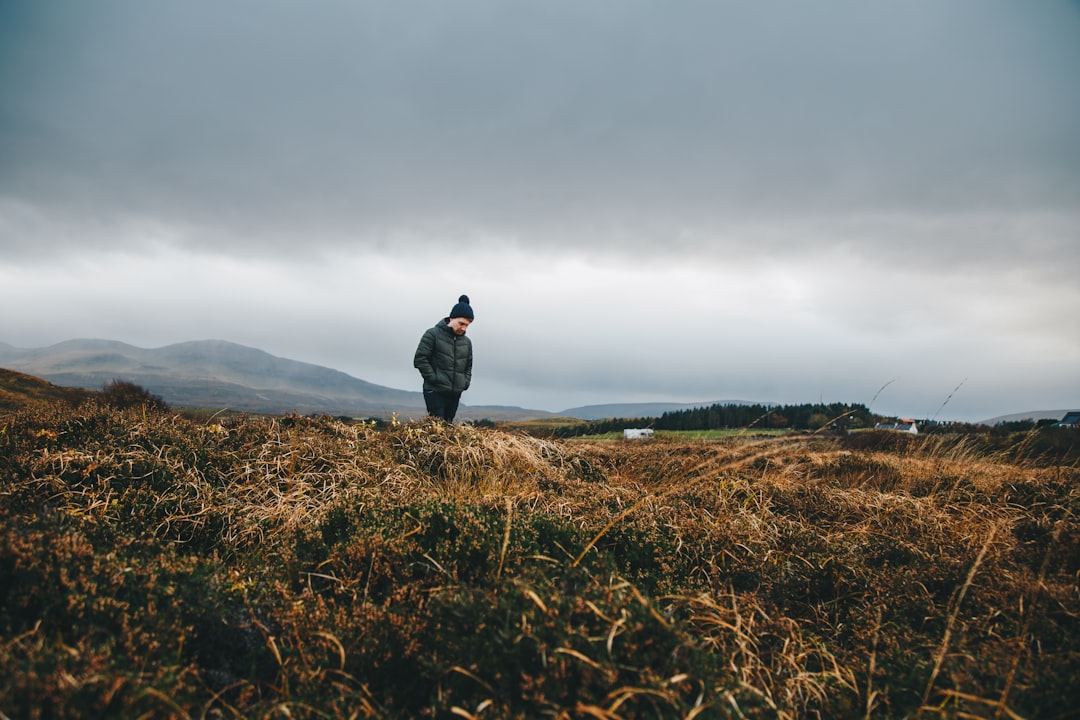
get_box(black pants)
[424,390,462,421]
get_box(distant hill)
[559,400,757,421]
[0,367,96,414]
[0,339,552,421]
[979,409,1076,425]
[15,340,1065,426]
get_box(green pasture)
[570,428,793,441]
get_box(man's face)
[448,317,472,335]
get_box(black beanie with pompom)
[449,295,474,320]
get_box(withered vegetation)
[0,369,96,414]
[1,400,1077,718]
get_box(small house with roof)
[1056,411,1080,428]
[874,419,919,434]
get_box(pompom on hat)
[449,294,474,320]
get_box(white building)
[623,428,655,440]
[1056,411,1080,428]
[874,419,918,434]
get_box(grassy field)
[1,400,1078,718]
[569,429,792,441]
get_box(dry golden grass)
[1,403,1077,718]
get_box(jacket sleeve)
[463,342,472,391]
[413,329,436,382]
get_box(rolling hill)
[558,400,758,421]
[978,409,1075,425]
[11,339,1056,425]
[0,339,550,421]
[0,368,97,414]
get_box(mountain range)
[0,339,732,422]
[0,339,453,419]
[5,339,1064,424]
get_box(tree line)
[549,401,878,438]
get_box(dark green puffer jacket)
[413,319,473,393]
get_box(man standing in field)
[413,295,474,422]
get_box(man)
[413,294,474,421]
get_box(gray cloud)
[4,1,1078,241]
[2,1,1078,421]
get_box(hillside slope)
[0,339,548,420]
[1,339,418,413]
[0,368,96,414]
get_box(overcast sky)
[2,1,1078,422]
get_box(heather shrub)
[101,379,169,412]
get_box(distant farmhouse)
[1056,411,1080,428]
[623,428,655,440]
[874,419,918,434]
